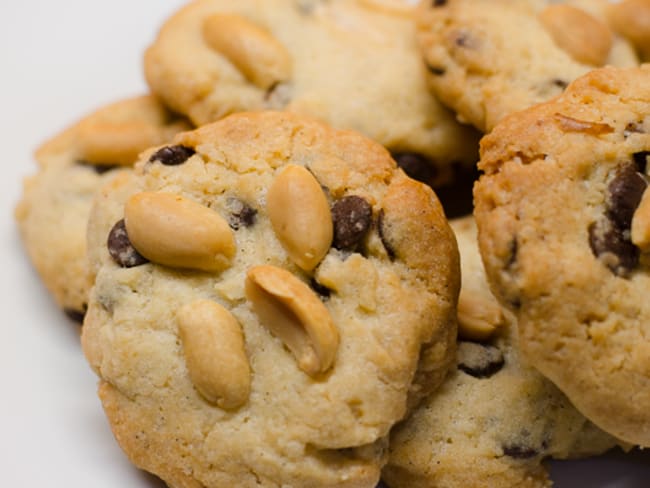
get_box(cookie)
[143,0,480,185]
[416,0,639,133]
[81,111,460,487]
[607,0,650,61]
[14,95,190,321]
[382,216,622,488]
[474,65,650,446]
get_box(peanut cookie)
[382,216,622,488]
[143,0,480,185]
[474,65,650,446]
[81,111,460,487]
[416,0,639,133]
[14,95,190,321]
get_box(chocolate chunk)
[226,198,257,230]
[633,151,649,174]
[76,160,119,174]
[375,481,390,488]
[377,209,396,260]
[63,307,86,324]
[502,444,539,459]
[588,221,639,276]
[432,0,447,6]
[107,219,149,268]
[552,79,568,89]
[392,152,438,187]
[457,341,505,379]
[606,164,647,229]
[309,277,331,299]
[148,145,195,166]
[427,65,446,76]
[331,196,372,250]
[624,122,645,136]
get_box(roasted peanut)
[539,5,613,66]
[177,299,250,409]
[78,120,188,166]
[632,186,650,251]
[202,13,291,89]
[457,289,504,341]
[124,192,235,271]
[267,165,333,271]
[245,265,339,376]
[607,0,650,58]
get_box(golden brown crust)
[474,66,650,446]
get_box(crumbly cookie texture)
[14,95,190,320]
[81,111,460,487]
[382,216,623,488]
[143,0,480,183]
[416,0,639,133]
[474,65,650,446]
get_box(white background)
[0,1,648,487]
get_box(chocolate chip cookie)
[81,111,460,487]
[416,0,639,133]
[143,0,480,184]
[14,95,190,321]
[383,217,623,488]
[474,65,650,446]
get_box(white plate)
[1,1,647,486]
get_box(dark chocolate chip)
[375,481,390,488]
[633,151,649,174]
[377,209,396,260]
[624,122,645,136]
[502,444,539,459]
[457,341,505,379]
[552,79,568,89]
[331,196,372,250]
[506,237,518,269]
[427,65,446,76]
[392,152,438,187]
[107,219,149,268]
[148,145,195,166]
[76,160,119,174]
[309,277,331,299]
[588,221,639,276]
[607,163,647,229]
[432,0,447,6]
[226,198,257,230]
[63,307,86,324]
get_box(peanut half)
[607,0,650,59]
[124,192,235,271]
[245,265,339,376]
[539,4,613,66]
[457,289,505,341]
[177,299,250,409]
[632,185,650,251]
[202,13,291,90]
[267,165,333,271]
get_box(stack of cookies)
[15,0,650,487]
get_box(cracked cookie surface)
[14,95,189,320]
[382,216,621,488]
[474,65,650,446]
[81,111,460,487]
[416,0,639,133]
